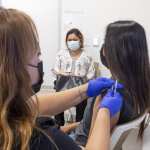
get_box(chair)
[142,115,150,150]
[111,113,147,150]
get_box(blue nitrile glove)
[99,89,123,117]
[87,77,123,97]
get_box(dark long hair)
[104,21,150,137]
[0,7,39,150]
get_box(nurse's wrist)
[78,84,88,100]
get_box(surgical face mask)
[100,48,109,68]
[28,61,44,93]
[67,40,81,51]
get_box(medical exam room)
[0,0,150,150]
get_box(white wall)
[61,0,150,77]
[2,0,150,86]
[2,0,59,88]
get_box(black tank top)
[13,117,81,150]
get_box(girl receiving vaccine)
[53,28,96,125]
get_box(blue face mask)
[67,40,80,51]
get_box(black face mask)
[28,61,44,93]
[100,46,109,68]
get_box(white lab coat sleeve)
[54,49,66,73]
[54,53,61,73]
[86,59,96,80]
[51,52,62,82]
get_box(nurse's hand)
[87,77,123,97]
[99,89,123,117]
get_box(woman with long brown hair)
[0,7,123,150]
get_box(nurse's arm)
[34,84,87,116]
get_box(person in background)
[53,28,96,125]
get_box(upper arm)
[90,95,120,134]
[110,112,120,131]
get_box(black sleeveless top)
[13,117,81,150]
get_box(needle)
[114,80,118,95]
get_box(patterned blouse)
[53,49,95,80]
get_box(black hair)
[104,20,150,137]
